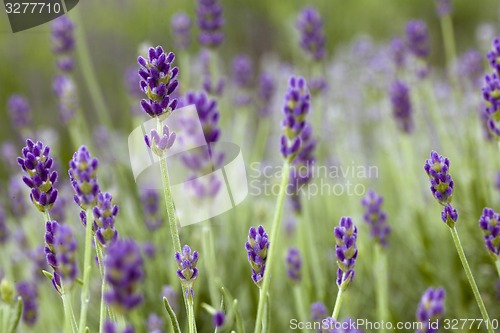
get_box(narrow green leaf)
[163,297,181,333]
[42,270,53,281]
[8,297,23,333]
[233,300,245,333]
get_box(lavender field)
[1,0,500,332]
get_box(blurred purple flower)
[286,247,302,282]
[246,225,269,287]
[197,0,224,48]
[7,94,31,129]
[416,287,446,333]
[389,80,414,133]
[361,190,391,247]
[182,91,221,143]
[334,217,358,290]
[147,313,164,333]
[389,37,406,68]
[171,12,192,50]
[69,146,100,210]
[53,75,78,123]
[487,37,500,74]
[258,72,276,116]
[0,206,9,244]
[104,320,135,333]
[54,224,78,284]
[296,7,326,61]
[213,311,225,328]
[406,20,430,59]
[481,72,500,137]
[141,189,163,231]
[8,178,27,218]
[16,281,38,326]
[435,0,452,17]
[51,16,75,71]
[162,285,179,313]
[457,49,483,87]
[478,208,500,258]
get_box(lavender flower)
[104,320,135,333]
[182,91,221,143]
[171,13,192,50]
[415,287,446,333]
[286,247,302,282]
[8,178,27,218]
[17,139,59,212]
[147,313,164,333]
[424,151,454,206]
[435,0,452,17]
[141,189,163,231]
[406,20,430,59]
[232,55,253,88]
[311,302,328,323]
[389,80,414,133]
[53,75,78,123]
[175,245,199,298]
[68,146,100,210]
[213,311,225,328]
[7,95,31,129]
[389,37,406,68]
[478,208,500,258]
[54,224,78,284]
[441,204,458,228]
[30,245,48,280]
[202,75,225,96]
[361,190,391,247]
[487,38,500,74]
[334,217,358,290]
[258,72,276,116]
[296,7,326,61]
[138,47,179,118]
[44,220,62,292]
[481,72,500,137]
[0,207,9,244]
[1,141,19,170]
[280,77,311,162]
[104,239,144,312]
[496,172,500,192]
[457,49,483,87]
[92,192,119,246]
[16,281,38,326]
[144,125,177,155]
[51,16,75,72]
[162,285,179,313]
[142,242,156,259]
[246,225,269,287]
[197,0,224,48]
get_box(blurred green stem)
[71,8,112,127]
[449,226,493,333]
[202,224,218,305]
[331,288,343,319]
[251,120,271,162]
[374,244,389,331]
[292,286,308,326]
[254,161,290,333]
[78,208,94,333]
[188,298,196,333]
[95,242,106,333]
[439,14,457,76]
[303,202,325,300]
[495,259,500,278]
[61,287,76,333]
[156,118,190,313]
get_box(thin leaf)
[163,297,181,333]
[8,297,23,333]
[233,300,245,333]
[42,270,53,281]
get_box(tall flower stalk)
[254,77,310,333]
[424,151,493,333]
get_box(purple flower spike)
[311,302,328,322]
[258,72,276,116]
[8,178,27,218]
[334,217,358,290]
[69,146,100,210]
[93,192,119,246]
[104,320,135,333]
[51,16,75,71]
[0,207,9,244]
[175,245,199,298]
[147,313,164,333]
[181,91,221,143]
[141,189,163,231]
[53,75,78,123]
[145,125,176,156]
[361,190,391,247]
[104,239,144,313]
[435,0,452,17]
[416,287,446,333]
[17,139,59,213]
[424,151,454,206]
[138,46,179,118]
[7,95,31,129]
[441,204,458,228]
[457,49,483,87]
[44,220,62,292]
[213,311,225,328]
[280,77,311,162]
[54,224,78,284]
[389,80,414,133]
[406,20,430,59]
[390,37,406,68]
[478,208,500,258]
[245,225,269,288]
[197,0,224,48]
[232,55,253,89]
[286,247,302,283]
[482,71,500,137]
[296,7,326,61]
[487,38,500,74]
[171,12,192,50]
[16,281,38,326]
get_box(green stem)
[496,259,500,278]
[71,8,112,128]
[202,224,218,305]
[440,14,457,75]
[61,288,76,333]
[303,202,325,300]
[374,245,389,331]
[331,288,343,320]
[251,120,271,163]
[254,161,290,333]
[449,226,493,333]
[78,209,94,333]
[292,286,308,325]
[157,118,190,312]
[188,299,196,333]
[95,243,106,333]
